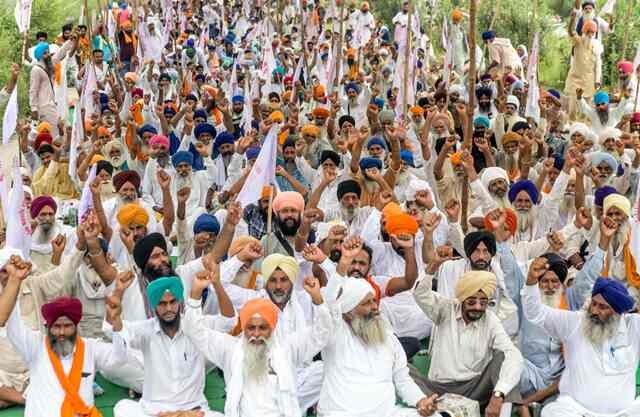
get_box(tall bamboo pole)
[621,0,633,59]
[333,0,345,89]
[402,0,412,120]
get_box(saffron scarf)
[602,230,640,288]
[45,337,102,417]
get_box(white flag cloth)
[78,164,97,222]
[6,163,31,258]
[2,87,18,145]
[441,15,449,50]
[228,62,239,98]
[68,104,84,177]
[236,126,278,208]
[14,0,32,33]
[0,162,9,214]
[81,65,98,118]
[600,0,617,16]
[525,33,540,122]
[55,58,68,121]
[443,38,454,88]
[289,56,304,104]
[241,76,254,133]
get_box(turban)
[117,203,150,227]
[146,277,184,310]
[583,20,597,33]
[113,170,141,191]
[269,111,285,123]
[137,124,157,137]
[481,31,496,41]
[320,150,340,166]
[359,157,383,171]
[385,212,419,236]
[603,194,631,217]
[367,137,387,150]
[313,84,326,98]
[337,180,362,200]
[312,107,330,118]
[96,126,111,138]
[506,95,520,108]
[96,160,113,176]
[338,115,356,129]
[569,122,590,139]
[90,156,105,168]
[301,124,320,136]
[484,208,517,236]
[508,180,539,205]
[215,132,235,147]
[599,127,621,144]
[463,231,496,258]
[451,8,463,23]
[473,115,490,129]
[454,271,497,301]
[345,82,360,94]
[400,150,415,167]
[34,42,50,61]
[590,151,618,173]
[239,298,279,330]
[131,88,144,98]
[410,106,424,116]
[592,278,635,314]
[261,254,299,282]
[553,156,565,171]
[512,121,530,132]
[594,186,618,207]
[194,109,208,120]
[232,95,245,104]
[37,143,54,156]
[149,134,170,150]
[282,139,296,151]
[273,191,304,213]
[194,123,216,138]
[30,195,57,218]
[382,202,403,218]
[172,151,194,168]
[547,89,561,100]
[338,278,375,313]
[512,80,524,91]
[582,0,595,7]
[476,86,493,99]
[245,146,260,160]
[41,297,82,327]
[34,132,53,150]
[618,60,634,75]
[541,253,569,283]
[193,213,220,235]
[405,179,431,202]
[505,74,518,84]
[593,91,609,106]
[450,151,463,166]
[373,97,385,109]
[133,232,167,270]
[229,236,261,257]
[124,72,138,83]
[36,121,53,134]
[379,110,395,123]
[480,167,509,190]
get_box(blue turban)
[137,124,157,137]
[359,157,383,171]
[400,150,415,167]
[224,32,236,44]
[34,42,50,61]
[476,86,493,99]
[508,180,539,205]
[100,104,111,114]
[482,31,496,41]
[194,123,216,139]
[194,109,208,120]
[232,95,245,104]
[373,98,385,109]
[473,115,491,129]
[594,186,618,207]
[590,151,618,173]
[345,82,360,94]
[186,94,198,102]
[592,277,635,314]
[164,106,177,117]
[553,156,565,171]
[367,137,387,150]
[193,213,220,235]
[146,277,184,310]
[186,39,195,48]
[594,91,609,106]
[215,131,235,146]
[512,80,524,91]
[172,150,194,168]
[548,89,561,100]
[245,146,260,160]
[194,73,206,82]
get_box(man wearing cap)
[523,264,640,417]
[184,272,332,417]
[319,277,441,417]
[577,89,632,136]
[412,268,523,416]
[110,271,235,417]
[1,256,126,417]
[29,195,77,272]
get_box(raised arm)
[385,234,419,296]
[156,169,175,236]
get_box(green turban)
[146,276,184,310]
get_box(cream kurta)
[564,35,602,117]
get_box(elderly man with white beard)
[318,278,441,417]
[100,170,159,231]
[184,271,332,417]
[170,151,209,225]
[28,195,77,272]
[523,261,640,417]
[586,151,631,195]
[310,179,374,237]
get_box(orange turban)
[450,151,463,166]
[385,212,419,236]
[382,202,403,218]
[97,126,111,138]
[451,8,464,23]
[313,84,326,98]
[483,208,517,236]
[301,124,320,136]
[583,20,597,34]
[36,121,53,134]
[84,120,94,135]
[270,111,285,123]
[347,48,357,58]
[229,236,261,257]
[312,107,330,118]
[261,186,272,199]
[90,154,105,165]
[117,203,150,227]
[202,85,218,98]
[282,90,292,102]
[502,131,521,146]
[239,298,279,330]
[410,106,424,116]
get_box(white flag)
[6,162,31,258]
[600,0,617,16]
[81,64,98,118]
[443,38,454,88]
[228,62,239,99]
[289,56,304,104]
[68,104,84,177]
[2,87,18,145]
[55,58,68,121]
[241,76,254,134]
[525,33,540,122]
[0,162,9,214]
[14,0,32,34]
[441,15,449,50]
[236,126,278,208]
[78,164,97,222]
[633,42,640,73]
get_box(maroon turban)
[30,195,57,218]
[41,297,83,327]
[113,170,141,192]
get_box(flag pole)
[621,0,633,59]
[462,0,478,234]
[634,65,640,113]
[334,0,345,89]
[20,31,29,64]
[402,0,412,121]
[266,184,274,254]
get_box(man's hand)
[115,271,135,293]
[157,169,171,190]
[599,215,619,249]
[322,168,337,185]
[340,236,364,260]
[575,207,593,230]
[191,270,213,300]
[90,177,102,196]
[390,233,414,250]
[302,208,323,226]
[51,234,67,254]
[302,276,323,305]
[485,395,503,417]
[236,241,263,263]
[416,394,439,417]
[527,257,549,285]
[374,189,394,211]
[177,187,191,204]
[546,231,565,253]
[5,256,32,281]
[105,292,123,330]
[225,201,242,226]
[302,244,327,264]
[444,199,460,224]
[421,212,442,235]
[119,228,135,253]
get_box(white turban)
[506,95,519,108]
[480,167,509,190]
[599,127,621,145]
[338,278,374,313]
[569,122,591,139]
[316,220,347,243]
[449,84,467,103]
[405,179,432,202]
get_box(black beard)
[158,310,181,333]
[470,260,490,271]
[380,227,390,242]
[597,110,609,125]
[478,101,491,113]
[278,216,300,236]
[48,331,77,357]
[144,262,175,281]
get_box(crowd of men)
[0,0,639,416]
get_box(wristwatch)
[493,391,504,399]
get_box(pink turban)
[149,134,170,150]
[618,61,634,75]
[272,191,305,213]
[41,297,82,327]
[30,195,57,218]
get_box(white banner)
[2,87,18,145]
[236,126,277,208]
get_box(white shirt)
[240,374,281,417]
[522,284,640,415]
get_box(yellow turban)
[90,154,105,165]
[261,254,299,282]
[301,124,320,137]
[229,236,261,257]
[117,203,150,227]
[502,132,521,146]
[603,194,631,217]
[454,271,497,301]
[270,111,285,123]
[36,121,53,134]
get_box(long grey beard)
[493,195,510,209]
[580,305,621,347]
[516,208,535,235]
[341,206,358,222]
[48,333,76,357]
[350,314,387,346]
[175,174,193,191]
[33,224,55,245]
[611,222,630,255]
[560,194,574,214]
[505,152,519,172]
[242,337,272,382]
[540,288,563,308]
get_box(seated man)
[523,263,640,417]
[412,270,524,417]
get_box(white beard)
[242,337,272,382]
[32,223,56,245]
[175,173,193,190]
[560,194,574,215]
[349,314,387,346]
[493,195,510,209]
[540,288,563,308]
[580,304,621,347]
[100,182,115,199]
[505,152,519,172]
[611,221,629,254]
[583,10,596,21]
[340,206,359,222]
[516,208,536,235]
